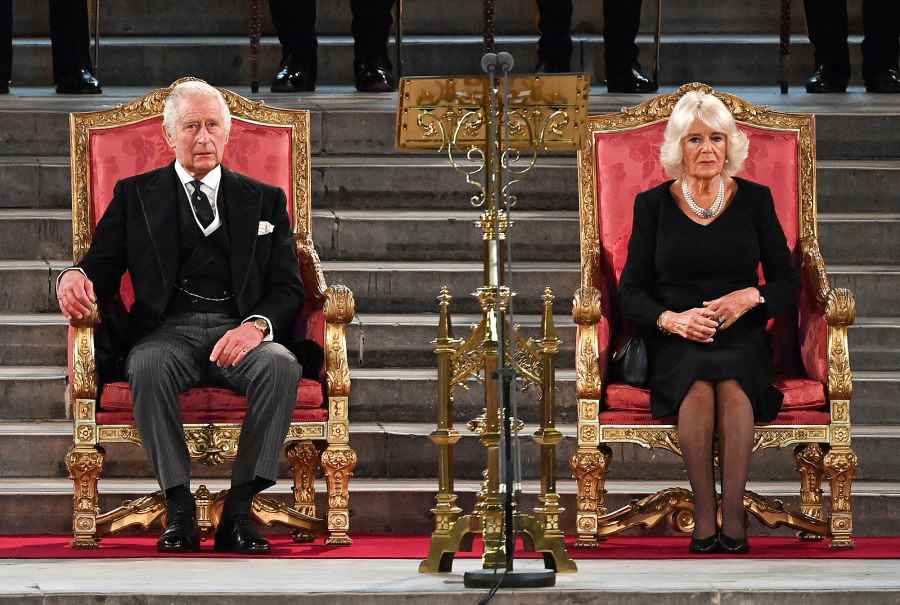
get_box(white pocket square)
[257,221,274,235]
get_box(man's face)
[164,95,229,178]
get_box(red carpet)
[1,535,898,559]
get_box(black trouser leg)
[0,0,10,86]
[49,0,93,83]
[350,0,394,63]
[862,0,900,80]
[802,0,850,78]
[268,0,317,63]
[536,0,573,69]
[603,0,642,80]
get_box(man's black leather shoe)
[354,58,394,93]
[607,63,658,93]
[271,54,316,93]
[56,69,102,94]
[214,514,271,554]
[157,510,200,553]
[866,69,900,93]
[805,65,848,93]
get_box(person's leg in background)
[603,0,655,93]
[535,0,573,73]
[351,0,396,92]
[269,0,317,92]
[861,0,900,92]
[49,0,101,93]
[802,0,850,93]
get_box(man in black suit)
[268,0,395,93]
[535,0,656,93]
[57,81,305,553]
[0,0,101,93]
[803,0,900,93]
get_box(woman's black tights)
[677,379,755,540]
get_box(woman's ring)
[717,316,726,327]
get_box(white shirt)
[174,160,222,237]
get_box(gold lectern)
[397,66,588,575]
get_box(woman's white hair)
[659,90,749,178]
[162,81,232,136]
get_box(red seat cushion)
[100,379,324,411]
[605,377,826,414]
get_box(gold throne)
[570,83,858,548]
[64,78,357,547]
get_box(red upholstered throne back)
[78,114,326,421]
[591,120,827,420]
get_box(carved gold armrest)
[572,286,603,400]
[70,304,100,401]
[800,237,855,403]
[801,238,856,328]
[324,285,355,398]
[296,236,328,306]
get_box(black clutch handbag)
[609,336,648,387]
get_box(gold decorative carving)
[794,444,826,529]
[71,326,97,400]
[286,442,319,523]
[76,400,94,421]
[600,427,682,456]
[286,423,327,440]
[75,424,96,445]
[569,445,612,547]
[572,286,603,399]
[65,447,105,548]
[752,426,829,452]
[96,492,167,537]
[595,487,695,538]
[296,237,328,305]
[184,424,240,466]
[252,494,324,536]
[329,396,349,421]
[831,400,850,423]
[324,285,354,398]
[827,324,853,401]
[743,491,828,537]
[321,445,358,545]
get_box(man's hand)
[210,323,264,368]
[661,307,719,343]
[702,288,761,330]
[57,270,96,320]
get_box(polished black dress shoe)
[214,514,271,554]
[354,58,394,93]
[56,69,102,94]
[719,532,750,554]
[805,65,848,93]
[157,510,200,553]
[271,54,316,93]
[865,69,900,93]
[607,63,658,93]
[689,532,721,554]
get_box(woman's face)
[681,118,728,180]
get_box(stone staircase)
[0,0,898,539]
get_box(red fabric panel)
[605,378,825,413]
[598,409,830,426]
[591,120,805,377]
[798,287,829,384]
[100,379,324,411]
[96,407,328,425]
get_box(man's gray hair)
[659,90,749,179]
[162,81,232,136]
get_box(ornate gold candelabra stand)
[397,60,588,576]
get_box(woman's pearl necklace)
[681,177,725,219]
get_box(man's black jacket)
[78,162,305,355]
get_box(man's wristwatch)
[249,318,270,337]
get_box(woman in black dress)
[619,91,800,554]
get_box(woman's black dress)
[619,177,800,422]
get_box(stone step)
[1,476,897,537]
[4,34,886,89]
[2,421,898,483]
[3,311,897,374]
[8,208,896,265]
[7,157,900,217]
[1,91,898,160]
[3,365,898,426]
[11,0,857,37]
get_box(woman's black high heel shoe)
[689,532,721,554]
[718,532,750,554]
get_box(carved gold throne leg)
[65,446,106,548]
[569,444,612,548]
[794,443,826,540]
[321,444,358,545]
[824,446,859,549]
[286,441,320,543]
